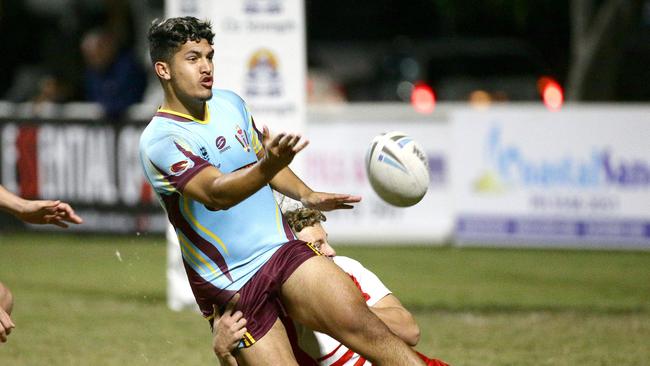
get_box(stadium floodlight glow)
[538,76,564,112]
[410,82,436,114]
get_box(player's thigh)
[280,255,371,335]
[235,317,298,366]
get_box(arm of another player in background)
[0,185,82,228]
[370,294,420,346]
[256,127,362,211]
[183,131,308,210]
[212,294,246,366]
[0,282,15,344]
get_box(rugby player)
[140,17,425,365]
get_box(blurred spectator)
[80,27,147,119]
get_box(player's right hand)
[0,307,15,344]
[260,125,309,171]
[212,293,248,356]
[17,199,83,228]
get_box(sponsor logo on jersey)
[199,146,209,160]
[235,125,251,152]
[215,136,231,153]
[170,160,194,175]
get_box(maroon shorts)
[232,240,321,348]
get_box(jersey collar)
[156,104,210,124]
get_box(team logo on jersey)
[234,125,251,152]
[199,146,209,160]
[170,159,194,175]
[244,0,282,14]
[215,136,231,153]
[245,49,283,98]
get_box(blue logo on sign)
[475,126,650,191]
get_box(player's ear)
[154,61,172,80]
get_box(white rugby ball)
[365,131,429,207]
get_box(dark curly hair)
[284,208,327,233]
[148,17,215,64]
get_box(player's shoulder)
[211,89,246,108]
[140,115,192,152]
[141,115,179,141]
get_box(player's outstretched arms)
[258,126,362,211]
[371,294,420,346]
[301,191,362,212]
[0,282,15,344]
[212,294,246,366]
[183,127,308,210]
[0,185,83,228]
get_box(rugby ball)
[365,131,429,207]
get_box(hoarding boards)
[452,105,650,249]
[302,119,453,244]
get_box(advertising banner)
[302,119,453,244]
[452,105,650,249]
[0,119,167,233]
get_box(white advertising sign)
[303,119,453,244]
[452,105,650,249]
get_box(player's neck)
[161,95,206,121]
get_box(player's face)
[296,223,336,257]
[169,39,214,102]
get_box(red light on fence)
[411,83,436,114]
[538,77,563,112]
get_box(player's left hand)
[301,192,362,211]
[17,200,83,228]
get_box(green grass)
[1,233,650,365]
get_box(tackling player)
[141,17,425,365]
[0,184,83,344]
[211,207,450,366]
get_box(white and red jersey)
[295,256,391,366]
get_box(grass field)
[1,232,649,365]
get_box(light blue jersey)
[139,89,295,315]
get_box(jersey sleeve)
[334,256,392,307]
[141,133,211,194]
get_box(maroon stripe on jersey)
[182,259,236,317]
[172,141,211,191]
[280,212,295,241]
[149,142,210,192]
[155,111,193,122]
[251,117,263,142]
[16,126,39,198]
[161,193,233,282]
